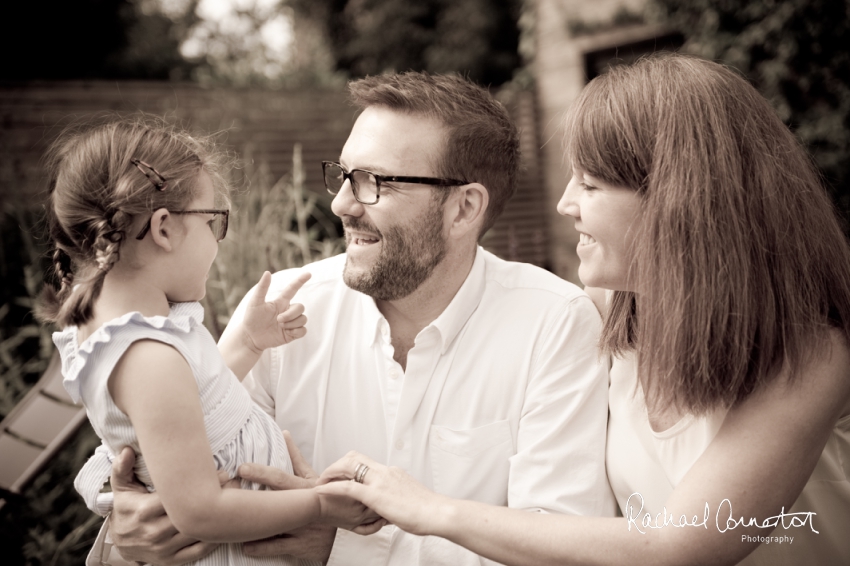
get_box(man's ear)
[447,183,489,240]
[149,208,173,252]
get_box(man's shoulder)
[480,249,586,303]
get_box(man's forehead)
[340,106,447,175]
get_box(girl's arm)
[318,330,850,566]
[218,271,311,380]
[109,338,370,543]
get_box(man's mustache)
[343,218,381,237]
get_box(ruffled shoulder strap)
[53,302,205,404]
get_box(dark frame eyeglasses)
[135,209,230,242]
[322,161,467,205]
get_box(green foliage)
[0,209,53,420]
[651,0,850,229]
[0,208,102,565]
[172,0,344,87]
[2,0,194,80]
[288,0,524,86]
[4,0,526,87]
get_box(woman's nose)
[557,176,580,217]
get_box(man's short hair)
[348,72,520,236]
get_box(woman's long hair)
[38,114,231,328]
[564,53,850,414]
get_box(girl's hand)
[241,271,311,353]
[316,451,449,537]
[315,487,386,534]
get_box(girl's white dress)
[54,302,313,566]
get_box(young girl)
[40,116,378,565]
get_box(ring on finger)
[354,463,369,483]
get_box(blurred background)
[1,0,848,562]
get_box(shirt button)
[395,440,404,450]
[389,368,400,380]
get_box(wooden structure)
[0,352,85,509]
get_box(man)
[84,72,615,565]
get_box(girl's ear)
[149,208,173,252]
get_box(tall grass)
[0,205,104,565]
[204,144,343,338]
[0,207,53,419]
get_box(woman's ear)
[447,183,489,240]
[149,208,174,252]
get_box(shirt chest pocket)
[429,419,513,505]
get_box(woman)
[316,53,850,565]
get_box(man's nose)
[331,178,365,218]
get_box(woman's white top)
[607,352,850,565]
[53,302,311,566]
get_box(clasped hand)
[108,432,385,565]
[317,451,447,537]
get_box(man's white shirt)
[233,247,616,565]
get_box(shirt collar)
[360,281,388,350]
[429,246,486,354]
[360,247,487,354]
[170,301,205,323]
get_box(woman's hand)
[240,270,311,352]
[316,451,451,537]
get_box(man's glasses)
[135,209,229,241]
[322,161,467,205]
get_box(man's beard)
[342,200,447,301]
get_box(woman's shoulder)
[818,328,850,418]
[781,328,850,395]
[727,328,850,428]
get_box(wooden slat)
[0,351,86,501]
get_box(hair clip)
[130,158,168,190]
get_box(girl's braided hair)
[38,114,231,327]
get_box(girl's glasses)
[135,209,229,241]
[129,157,229,242]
